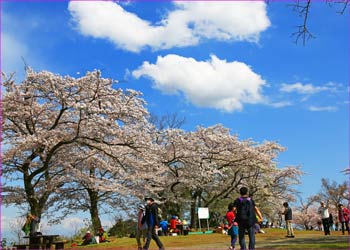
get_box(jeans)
[340,221,350,234]
[238,224,255,250]
[143,225,164,249]
[322,218,330,235]
[230,234,237,247]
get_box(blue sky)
[1,0,349,239]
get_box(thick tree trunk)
[190,190,202,229]
[87,167,102,234]
[190,198,197,229]
[23,168,48,221]
[87,188,102,234]
[164,200,182,219]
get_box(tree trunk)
[190,197,197,229]
[164,201,181,219]
[23,168,47,220]
[87,187,102,234]
[190,190,202,229]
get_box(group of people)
[136,197,165,250]
[81,227,108,245]
[225,187,263,250]
[135,188,349,250]
[22,191,349,250]
[318,201,350,235]
[224,188,350,250]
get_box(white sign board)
[198,207,209,219]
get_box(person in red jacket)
[338,204,350,235]
[226,203,237,250]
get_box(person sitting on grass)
[169,216,180,234]
[160,219,169,236]
[98,227,109,243]
[82,230,94,245]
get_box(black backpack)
[236,197,256,227]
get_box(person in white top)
[318,201,330,235]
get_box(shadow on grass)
[256,234,349,249]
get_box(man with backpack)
[142,197,165,250]
[232,187,262,250]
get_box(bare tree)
[317,178,349,209]
[9,217,26,245]
[149,113,186,130]
[288,0,349,45]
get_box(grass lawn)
[66,229,349,250]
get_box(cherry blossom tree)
[149,124,302,228]
[2,69,303,231]
[293,196,319,230]
[1,69,155,227]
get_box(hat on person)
[87,231,90,234]
[138,204,145,210]
[144,197,154,202]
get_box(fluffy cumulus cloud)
[280,82,336,95]
[68,1,270,52]
[133,54,266,112]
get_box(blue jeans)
[238,224,255,250]
[230,234,237,247]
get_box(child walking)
[226,203,238,250]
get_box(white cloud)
[1,32,29,75]
[1,11,47,78]
[280,82,335,95]
[68,1,270,52]
[269,101,293,108]
[60,217,85,230]
[133,54,266,112]
[308,106,337,112]
[1,215,12,231]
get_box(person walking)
[232,187,263,250]
[136,204,147,250]
[337,204,350,235]
[281,202,295,238]
[318,201,330,235]
[142,197,165,250]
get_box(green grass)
[66,229,349,249]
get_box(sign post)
[198,207,210,232]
